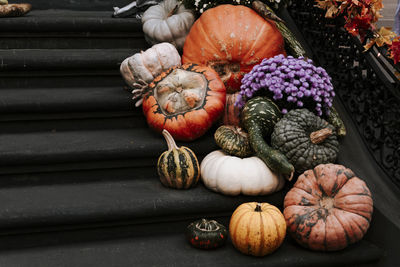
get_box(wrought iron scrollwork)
[287,0,400,187]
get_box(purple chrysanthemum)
[235,54,335,116]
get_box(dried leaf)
[326,5,339,18]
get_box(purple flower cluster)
[235,54,335,116]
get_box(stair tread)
[0,128,217,166]
[0,87,135,113]
[0,10,142,32]
[0,220,383,267]
[0,49,139,71]
[0,169,284,230]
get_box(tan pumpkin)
[120,42,181,106]
[229,202,286,256]
[284,164,373,251]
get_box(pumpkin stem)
[167,4,179,17]
[310,127,333,144]
[162,129,179,151]
[254,203,262,212]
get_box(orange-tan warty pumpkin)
[142,63,226,141]
[182,4,285,93]
[283,164,373,251]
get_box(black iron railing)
[286,0,400,188]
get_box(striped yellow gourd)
[157,129,200,189]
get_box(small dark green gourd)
[185,219,228,249]
[242,96,294,179]
[271,109,339,173]
[214,125,253,157]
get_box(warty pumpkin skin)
[142,63,226,141]
[283,164,373,251]
[182,4,285,93]
[157,129,200,189]
[271,109,339,174]
[229,202,286,256]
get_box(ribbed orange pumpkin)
[284,164,373,251]
[229,202,286,256]
[182,4,285,93]
[142,63,226,141]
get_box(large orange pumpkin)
[182,4,286,93]
[142,63,226,141]
[283,164,373,251]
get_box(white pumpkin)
[120,42,181,106]
[200,150,285,196]
[142,0,195,50]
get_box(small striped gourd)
[157,129,200,189]
[214,125,253,157]
[242,97,294,179]
[229,202,286,256]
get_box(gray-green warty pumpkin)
[271,109,339,173]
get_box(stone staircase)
[0,1,396,266]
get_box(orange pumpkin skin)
[142,63,226,141]
[229,202,286,256]
[222,92,241,126]
[283,164,373,251]
[182,5,286,93]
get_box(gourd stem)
[310,127,333,144]
[167,4,179,17]
[162,129,179,151]
[255,203,262,212]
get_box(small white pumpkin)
[120,42,181,106]
[200,150,285,196]
[142,0,195,50]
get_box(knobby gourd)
[120,43,181,106]
[200,150,284,196]
[284,164,373,251]
[142,63,226,141]
[271,109,339,173]
[185,219,228,249]
[229,202,286,256]
[157,129,200,189]
[241,96,294,179]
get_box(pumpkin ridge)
[184,147,199,183]
[266,208,282,251]
[332,211,352,247]
[231,209,249,250]
[196,19,222,61]
[241,22,267,64]
[258,211,265,256]
[178,151,189,188]
[167,151,178,187]
[333,206,372,224]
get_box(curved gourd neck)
[162,129,179,151]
